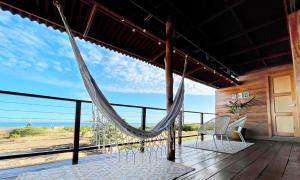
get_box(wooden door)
[270,74,296,136]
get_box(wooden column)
[288,10,300,137]
[165,16,175,161]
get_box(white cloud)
[26,75,83,89]
[97,52,215,95]
[35,61,48,71]
[52,61,63,72]
[0,9,215,96]
[0,11,12,25]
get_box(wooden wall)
[215,64,293,139]
[288,10,300,137]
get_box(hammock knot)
[53,0,62,7]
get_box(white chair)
[196,115,231,150]
[226,116,247,144]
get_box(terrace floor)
[0,140,300,180]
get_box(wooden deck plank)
[1,140,299,180]
[207,141,273,180]
[232,141,283,180]
[180,143,260,179]
[282,143,300,178]
[258,142,292,180]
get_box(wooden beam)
[196,0,245,27]
[163,0,211,41]
[211,17,284,48]
[220,36,289,58]
[230,8,266,66]
[186,66,203,76]
[149,51,165,63]
[230,51,291,67]
[165,16,175,161]
[83,4,97,38]
[209,78,223,84]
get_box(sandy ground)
[0,128,197,169]
[0,127,92,169]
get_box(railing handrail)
[0,90,215,114]
[0,89,214,163]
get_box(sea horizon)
[0,121,157,129]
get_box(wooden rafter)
[83,4,97,37]
[196,0,245,27]
[186,66,203,76]
[149,51,165,63]
[211,17,284,47]
[230,8,266,66]
[221,36,289,58]
[230,51,291,67]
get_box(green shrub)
[9,127,46,138]
[182,123,200,131]
[63,127,74,132]
[80,126,91,137]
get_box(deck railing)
[0,90,215,164]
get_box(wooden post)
[72,101,81,164]
[288,10,300,137]
[166,16,175,161]
[140,107,146,152]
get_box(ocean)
[0,121,154,129]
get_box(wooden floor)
[1,140,300,180]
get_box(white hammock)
[55,2,187,139]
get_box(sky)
[0,9,215,126]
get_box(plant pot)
[231,128,246,140]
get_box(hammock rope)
[55,2,188,139]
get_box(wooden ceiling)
[0,0,295,88]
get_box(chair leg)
[221,135,223,143]
[225,135,233,150]
[212,135,218,150]
[238,132,246,145]
[196,132,199,147]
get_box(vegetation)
[224,96,256,120]
[9,126,47,138]
[182,123,200,131]
[6,122,199,139]
[80,126,91,137]
[62,127,73,132]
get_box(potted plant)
[224,96,256,140]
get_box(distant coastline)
[0,121,153,129]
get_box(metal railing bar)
[0,90,215,114]
[0,135,198,160]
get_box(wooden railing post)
[200,113,204,141]
[72,101,81,164]
[140,107,146,152]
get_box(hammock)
[55,2,187,139]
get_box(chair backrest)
[214,115,231,134]
[227,116,247,133]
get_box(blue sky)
[0,9,215,126]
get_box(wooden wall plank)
[215,64,293,138]
[288,10,300,136]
